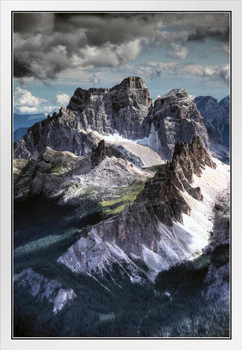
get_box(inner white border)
[1,1,242,350]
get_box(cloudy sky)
[13,12,230,115]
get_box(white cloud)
[14,87,42,107]
[17,106,38,113]
[219,64,230,83]
[41,105,58,113]
[133,61,229,85]
[202,64,229,83]
[16,104,57,114]
[167,43,188,59]
[14,87,57,114]
[56,93,70,106]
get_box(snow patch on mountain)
[93,130,164,167]
[137,124,162,154]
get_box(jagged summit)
[65,75,152,140]
[114,76,149,90]
[172,136,216,178]
[68,76,148,99]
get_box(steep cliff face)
[58,137,223,280]
[14,108,100,161]
[67,76,152,139]
[109,76,152,138]
[144,89,210,160]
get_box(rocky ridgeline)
[14,77,215,162]
[58,137,217,277]
[14,107,100,161]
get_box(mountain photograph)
[13,12,230,338]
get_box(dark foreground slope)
[14,138,229,337]
[14,198,229,337]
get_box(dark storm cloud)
[14,13,55,34]
[13,12,230,80]
[53,13,158,46]
[187,27,229,43]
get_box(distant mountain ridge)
[14,113,46,131]
[14,127,28,142]
[194,95,229,148]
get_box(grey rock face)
[110,76,152,139]
[57,230,146,283]
[67,76,152,139]
[195,95,229,148]
[149,89,210,160]
[14,108,100,160]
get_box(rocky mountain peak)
[91,140,106,167]
[154,88,196,114]
[119,76,149,90]
[91,140,126,167]
[172,136,216,178]
[65,76,153,140]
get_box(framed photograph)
[1,1,242,349]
